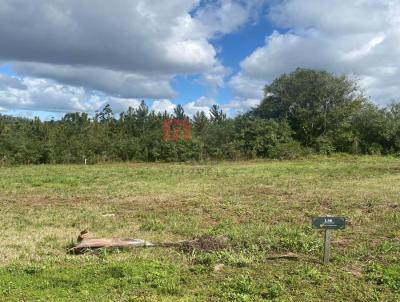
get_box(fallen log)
[69,230,154,253]
[70,238,155,253]
[69,230,228,254]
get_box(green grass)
[0,155,399,301]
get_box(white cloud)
[268,0,390,34]
[196,63,231,95]
[341,35,385,61]
[227,72,264,114]
[0,0,217,103]
[183,96,216,116]
[0,0,268,113]
[5,0,398,115]
[183,95,260,117]
[0,74,141,113]
[229,72,264,99]
[0,0,215,74]
[209,97,260,117]
[151,99,176,114]
[106,97,142,113]
[193,0,267,37]
[0,73,256,117]
[223,98,261,115]
[151,97,219,117]
[12,62,176,99]
[232,0,400,105]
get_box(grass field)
[0,156,399,301]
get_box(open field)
[0,156,399,301]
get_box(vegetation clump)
[1,68,399,165]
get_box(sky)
[0,0,399,119]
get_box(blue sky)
[0,65,15,76]
[0,0,399,119]
[171,16,273,106]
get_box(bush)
[368,143,383,155]
[267,141,309,160]
[315,136,335,155]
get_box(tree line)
[0,68,399,165]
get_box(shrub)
[267,141,308,160]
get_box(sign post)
[312,217,345,265]
[323,229,331,265]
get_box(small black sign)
[312,217,345,230]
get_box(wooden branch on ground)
[69,230,154,254]
[70,238,155,253]
[69,230,228,254]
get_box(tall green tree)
[192,111,209,137]
[210,104,226,124]
[174,104,187,120]
[252,68,366,147]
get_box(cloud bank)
[232,0,400,106]
[0,0,399,116]
[0,0,265,113]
